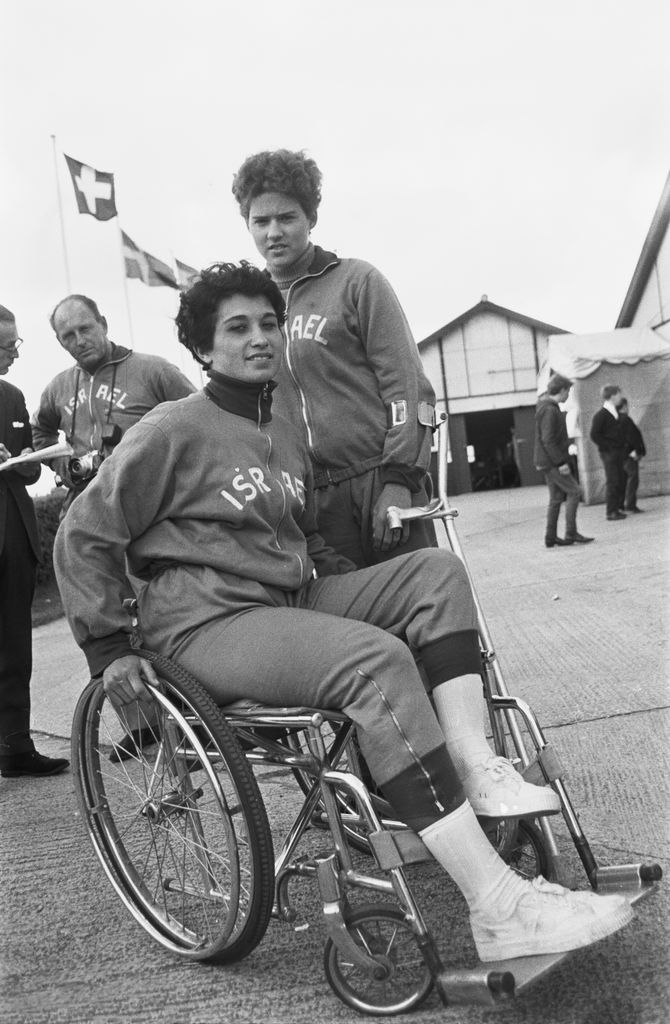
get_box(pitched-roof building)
[418,169,670,496]
[418,298,568,493]
[616,170,670,331]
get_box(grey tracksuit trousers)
[140,548,481,831]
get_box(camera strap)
[67,362,118,452]
[67,368,81,447]
[104,364,118,428]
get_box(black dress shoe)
[545,537,574,547]
[566,533,595,544]
[607,512,626,521]
[109,725,161,762]
[625,506,644,513]
[0,750,70,778]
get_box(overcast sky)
[3,0,669,442]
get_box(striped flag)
[176,259,200,290]
[122,232,177,289]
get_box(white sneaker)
[463,756,561,818]
[472,875,634,961]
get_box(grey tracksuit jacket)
[54,379,479,832]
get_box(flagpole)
[116,223,135,348]
[50,134,72,292]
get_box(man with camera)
[32,294,196,515]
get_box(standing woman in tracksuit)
[232,148,438,568]
[53,262,631,964]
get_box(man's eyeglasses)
[0,338,23,353]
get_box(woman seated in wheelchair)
[54,261,632,963]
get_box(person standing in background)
[32,294,196,517]
[0,305,69,777]
[589,384,626,521]
[618,398,646,514]
[534,373,593,548]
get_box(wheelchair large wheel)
[323,903,433,1015]
[72,652,275,963]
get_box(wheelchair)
[70,417,662,1015]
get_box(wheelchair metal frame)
[71,413,661,1015]
[220,702,520,1012]
[386,414,661,900]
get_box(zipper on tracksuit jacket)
[283,259,338,456]
[257,385,305,587]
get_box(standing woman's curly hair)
[232,149,322,223]
[175,261,286,368]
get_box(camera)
[69,451,104,482]
[68,425,124,483]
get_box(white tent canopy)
[538,327,670,503]
[544,326,670,381]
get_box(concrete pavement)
[1,486,668,1024]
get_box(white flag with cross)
[64,154,117,222]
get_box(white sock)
[432,674,493,779]
[419,800,525,914]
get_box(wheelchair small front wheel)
[323,903,433,1015]
[505,819,552,880]
[72,652,275,963]
[483,817,551,880]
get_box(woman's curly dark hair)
[175,261,286,367]
[232,149,322,222]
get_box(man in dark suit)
[618,398,646,514]
[0,305,69,777]
[589,384,627,521]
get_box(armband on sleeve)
[386,401,437,429]
[417,402,437,429]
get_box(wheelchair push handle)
[385,412,457,532]
[386,498,447,530]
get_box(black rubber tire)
[323,902,433,1015]
[72,652,275,963]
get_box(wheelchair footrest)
[594,862,662,896]
[521,745,564,785]
[436,967,515,1006]
[368,828,433,870]
[482,870,661,995]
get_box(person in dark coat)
[618,398,646,513]
[589,384,626,521]
[0,305,69,777]
[534,373,593,548]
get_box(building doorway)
[464,409,521,490]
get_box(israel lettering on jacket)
[220,465,306,511]
[63,384,129,415]
[288,313,329,345]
